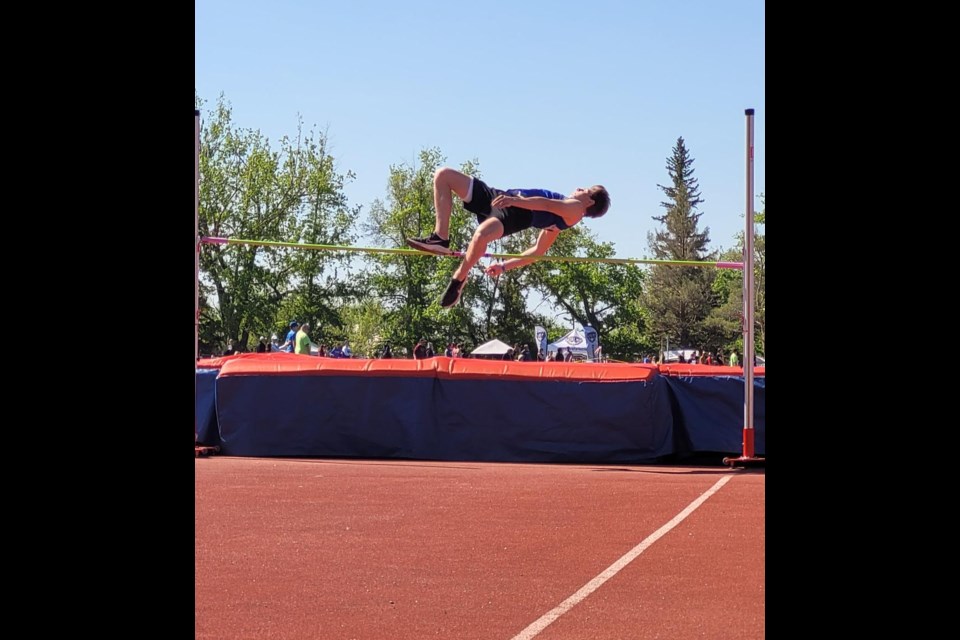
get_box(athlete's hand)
[484,263,506,277]
[491,194,517,208]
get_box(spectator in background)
[445,343,454,357]
[330,344,344,358]
[294,323,318,355]
[426,342,436,358]
[642,354,652,364]
[729,350,739,367]
[278,321,299,353]
[256,336,269,353]
[452,343,461,358]
[413,338,428,360]
[381,344,393,359]
[316,344,327,357]
[342,340,353,358]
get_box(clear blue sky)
[196,0,764,264]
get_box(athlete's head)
[575,185,610,218]
[587,185,610,218]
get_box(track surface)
[196,458,764,639]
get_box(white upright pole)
[741,108,757,458]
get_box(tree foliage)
[195,95,763,364]
[708,193,765,357]
[360,151,569,355]
[523,227,650,360]
[196,94,359,354]
[752,194,766,356]
[359,148,482,355]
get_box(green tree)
[752,195,766,356]
[467,222,541,351]
[641,137,716,352]
[361,149,482,355]
[708,193,765,358]
[196,94,358,353]
[523,227,649,361]
[361,150,552,355]
[338,299,390,358]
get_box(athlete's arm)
[484,229,559,277]
[490,194,585,226]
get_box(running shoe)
[407,233,452,255]
[440,277,467,308]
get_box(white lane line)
[510,474,734,640]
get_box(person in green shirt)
[295,323,317,355]
[728,350,739,367]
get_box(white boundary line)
[510,474,734,640]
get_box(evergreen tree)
[642,137,716,351]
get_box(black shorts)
[463,178,533,237]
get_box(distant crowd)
[214,322,755,367]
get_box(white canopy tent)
[663,349,697,364]
[547,327,590,356]
[470,338,513,357]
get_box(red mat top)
[202,352,660,382]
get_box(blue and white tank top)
[504,188,571,230]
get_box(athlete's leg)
[433,167,474,239]
[453,217,503,281]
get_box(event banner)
[584,326,599,362]
[535,325,547,359]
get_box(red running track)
[196,458,764,640]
